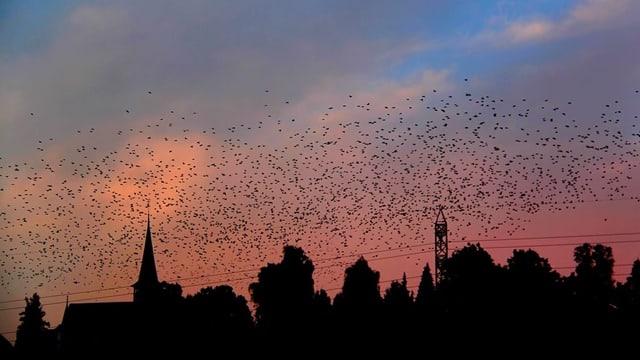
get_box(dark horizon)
[6,240,640,357]
[4,238,640,353]
[2,211,640,346]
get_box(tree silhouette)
[14,241,640,354]
[616,259,640,322]
[14,293,55,358]
[568,243,616,314]
[183,285,255,352]
[249,245,315,334]
[382,273,415,338]
[563,243,626,346]
[439,243,503,319]
[413,262,439,341]
[311,288,333,331]
[503,248,570,345]
[247,245,324,355]
[624,259,640,307]
[504,249,565,317]
[383,273,413,309]
[158,281,183,304]
[415,262,436,314]
[187,285,254,331]
[0,333,15,360]
[333,256,383,345]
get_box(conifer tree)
[15,293,53,357]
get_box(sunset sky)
[1,0,639,342]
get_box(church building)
[57,214,182,355]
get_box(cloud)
[0,1,430,159]
[568,0,632,27]
[504,20,554,43]
[476,0,638,46]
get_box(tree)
[14,293,55,357]
[247,245,320,355]
[158,280,183,304]
[332,256,383,338]
[503,248,568,337]
[383,273,413,309]
[413,262,439,340]
[438,243,503,320]
[183,285,255,352]
[249,245,315,332]
[557,242,617,343]
[312,288,332,317]
[415,262,436,313]
[187,285,254,332]
[568,243,616,314]
[624,259,640,312]
[0,333,14,360]
[310,288,334,344]
[382,273,415,332]
[614,258,640,323]
[505,249,564,314]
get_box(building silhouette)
[132,212,161,303]
[58,215,175,354]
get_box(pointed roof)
[435,206,446,225]
[133,211,159,288]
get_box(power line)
[0,284,131,305]
[0,243,435,305]
[3,260,637,339]
[0,292,132,312]
[463,231,640,243]
[4,230,634,303]
[1,233,638,309]
[2,256,637,313]
[480,238,640,250]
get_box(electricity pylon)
[434,206,448,289]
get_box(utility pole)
[434,206,448,288]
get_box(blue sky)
[2,1,637,155]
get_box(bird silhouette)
[1,83,638,308]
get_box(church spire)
[132,201,160,303]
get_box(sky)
[1,0,640,342]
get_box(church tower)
[132,209,160,303]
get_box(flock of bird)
[1,84,638,303]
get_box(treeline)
[6,242,640,357]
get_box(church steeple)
[132,204,160,303]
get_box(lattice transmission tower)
[434,206,448,288]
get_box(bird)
[1,82,638,315]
